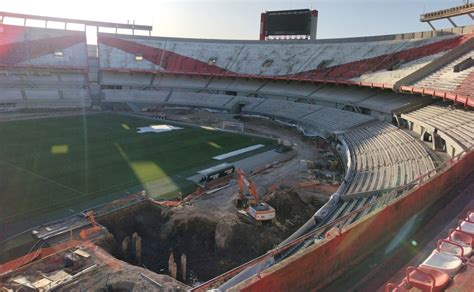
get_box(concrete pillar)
[132,232,142,266]
[310,10,318,40]
[432,132,443,151]
[431,131,436,150]
[181,253,187,282]
[121,236,131,260]
[168,252,177,279]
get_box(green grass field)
[0,113,274,222]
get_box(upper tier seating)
[454,70,474,99]
[98,33,472,86]
[353,52,446,85]
[413,50,474,93]
[0,24,88,69]
[402,104,474,149]
[342,122,435,194]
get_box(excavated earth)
[97,188,321,285]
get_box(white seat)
[439,240,472,258]
[420,250,463,276]
[459,220,474,234]
[468,212,474,222]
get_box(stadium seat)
[437,238,471,259]
[420,248,463,276]
[458,220,474,235]
[413,51,474,94]
[467,211,474,223]
[448,229,474,248]
[401,104,474,151]
[405,266,450,292]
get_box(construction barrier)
[0,240,82,276]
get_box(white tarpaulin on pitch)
[136,125,183,134]
[213,144,264,160]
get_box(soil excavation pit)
[97,188,320,285]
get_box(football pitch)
[0,113,274,223]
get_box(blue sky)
[0,0,472,40]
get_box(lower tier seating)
[402,104,474,150]
[342,122,435,194]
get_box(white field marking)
[136,125,183,134]
[213,144,264,161]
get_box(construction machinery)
[235,169,275,225]
[79,211,103,240]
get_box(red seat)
[406,266,450,292]
[449,229,474,248]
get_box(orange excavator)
[235,168,275,225]
[79,211,103,240]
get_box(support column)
[168,252,177,279]
[121,236,131,261]
[181,253,187,282]
[132,232,142,266]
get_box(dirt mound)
[214,216,279,255]
[214,188,318,255]
[264,187,317,226]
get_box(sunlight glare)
[50,144,69,155]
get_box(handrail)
[437,239,465,259]
[406,266,435,292]
[448,228,474,246]
[384,282,399,292]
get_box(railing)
[0,192,146,265]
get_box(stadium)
[0,1,474,291]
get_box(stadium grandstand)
[0,2,473,292]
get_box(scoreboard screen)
[265,9,312,36]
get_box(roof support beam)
[447,17,458,28]
[427,21,436,31]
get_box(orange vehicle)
[235,168,275,224]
